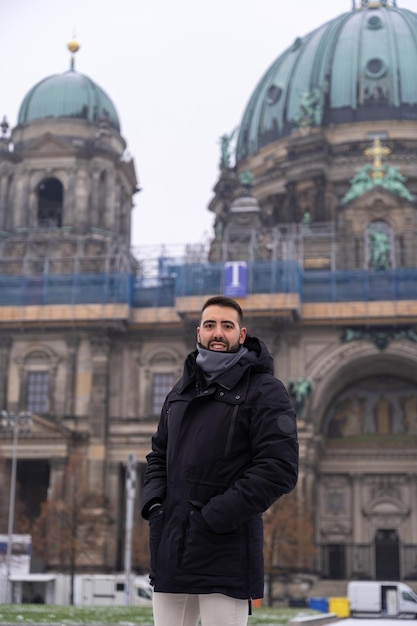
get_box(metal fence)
[318,543,417,580]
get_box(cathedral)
[1,0,417,596]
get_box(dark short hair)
[200,296,244,326]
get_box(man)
[141,295,298,626]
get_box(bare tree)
[131,516,150,574]
[32,451,114,604]
[263,488,316,606]
[0,451,30,534]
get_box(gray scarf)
[196,344,248,384]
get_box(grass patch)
[0,604,319,624]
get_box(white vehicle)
[348,580,417,618]
[75,574,153,607]
[7,572,153,606]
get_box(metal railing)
[0,262,417,308]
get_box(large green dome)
[236,1,417,162]
[18,67,120,132]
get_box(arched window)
[37,178,63,228]
[15,346,60,416]
[151,372,175,415]
[140,348,183,418]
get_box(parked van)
[74,574,153,607]
[8,573,153,606]
[348,580,417,618]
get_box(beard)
[205,338,241,352]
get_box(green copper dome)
[18,67,120,132]
[236,1,417,162]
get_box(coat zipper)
[225,404,239,456]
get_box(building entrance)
[375,529,400,580]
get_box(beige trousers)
[152,591,249,626]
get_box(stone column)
[74,168,89,231]
[88,334,110,440]
[48,457,67,499]
[90,166,101,228]
[314,174,326,221]
[0,164,11,231]
[13,167,30,228]
[0,337,12,409]
[285,181,299,222]
[63,168,76,228]
[352,473,362,543]
[103,169,114,231]
[105,461,120,567]
[86,334,111,521]
[64,335,80,418]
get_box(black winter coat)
[141,335,298,600]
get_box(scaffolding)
[0,226,416,309]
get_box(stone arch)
[15,344,61,371]
[364,495,409,519]
[308,339,417,436]
[309,340,417,579]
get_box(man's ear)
[196,327,201,343]
[239,327,247,344]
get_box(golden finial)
[68,39,80,54]
[67,37,80,70]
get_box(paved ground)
[331,620,417,626]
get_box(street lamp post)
[1,410,32,604]
[124,453,136,606]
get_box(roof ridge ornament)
[352,0,397,8]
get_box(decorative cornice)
[341,326,417,350]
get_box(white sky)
[2,0,416,251]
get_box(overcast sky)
[2,0,416,252]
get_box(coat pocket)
[148,507,165,578]
[180,508,243,577]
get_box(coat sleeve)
[201,377,299,534]
[140,402,169,519]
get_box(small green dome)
[236,2,417,162]
[18,68,120,132]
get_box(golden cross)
[364,138,391,180]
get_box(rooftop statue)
[344,138,413,203]
[294,88,322,128]
[343,164,374,203]
[301,210,312,235]
[289,377,313,413]
[238,170,254,187]
[219,128,237,168]
[382,165,413,201]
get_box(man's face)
[197,305,247,352]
